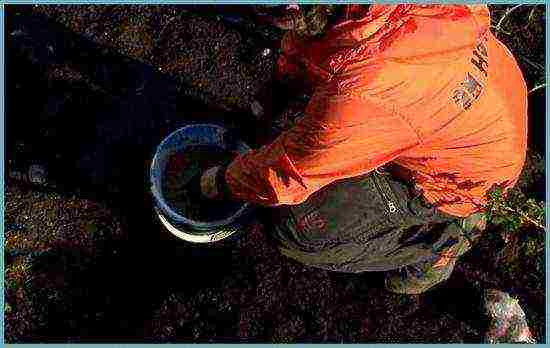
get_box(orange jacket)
[225,4,528,217]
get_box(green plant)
[492,4,524,38]
[524,235,543,258]
[490,5,546,94]
[486,186,545,233]
[5,303,12,314]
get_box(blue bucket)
[150,124,254,243]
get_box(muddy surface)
[4,5,546,343]
[162,147,240,221]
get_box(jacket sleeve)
[225,87,420,206]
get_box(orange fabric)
[226,4,528,217]
[433,248,456,269]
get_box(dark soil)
[488,5,546,156]
[4,4,546,343]
[162,147,240,221]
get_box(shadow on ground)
[6,7,265,341]
[4,5,546,343]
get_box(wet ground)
[4,5,546,343]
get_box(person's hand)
[200,166,222,200]
[280,31,300,55]
[276,54,300,80]
[276,31,307,82]
[253,5,304,31]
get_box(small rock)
[10,29,27,38]
[251,100,264,119]
[28,165,47,185]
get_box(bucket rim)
[150,123,252,232]
[156,209,241,243]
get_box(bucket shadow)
[6,7,263,341]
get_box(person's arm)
[211,87,420,206]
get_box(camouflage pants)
[268,170,486,293]
[384,212,486,294]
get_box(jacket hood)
[295,5,491,80]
